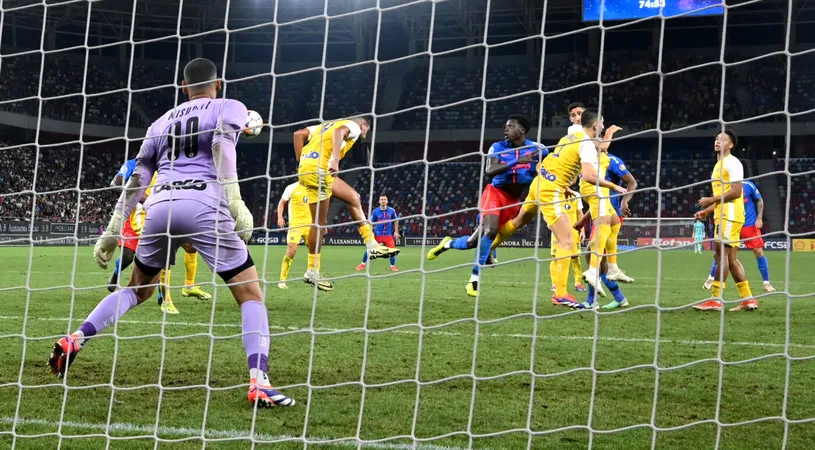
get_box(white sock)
[250,368,270,384]
[609,263,619,272]
[468,274,479,283]
[367,241,378,250]
[443,241,452,249]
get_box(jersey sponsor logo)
[303,151,322,160]
[153,179,207,193]
[539,168,557,182]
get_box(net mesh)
[0,0,813,448]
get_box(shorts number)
[321,122,334,133]
[170,116,200,160]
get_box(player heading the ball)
[50,58,295,408]
[294,118,399,292]
[489,108,627,306]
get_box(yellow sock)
[736,281,752,299]
[712,280,724,297]
[280,255,293,281]
[590,223,611,269]
[571,256,582,285]
[549,259,557,286]
[184,251,197,287]
[308,253,319,271]
[606,223,621,264]
[160,268,171,300]
[554,247,572,297]
[358,224,373,245]
[491,221,518,251]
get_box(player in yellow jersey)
[488,109,627,305]
[693,130,757,312]
[276,182,311,289]
[549,194,586,297]
[579,132,626,298]
[293,118,399,291]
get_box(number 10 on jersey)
[171,116,200,160]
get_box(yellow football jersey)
[579,151,610,198]
[282,182,311,227]
[128,172,157,234]
[539,131,588,190]
[298,120,362,172]
[711,153,745,223]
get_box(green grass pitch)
[0,244,814,449]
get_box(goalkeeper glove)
[224,178,254,242]
[94,210,124,270]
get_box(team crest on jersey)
[619,164,626,170]
[303,195,308,203]
[565,204,571,210]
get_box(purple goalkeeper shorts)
[137,199,249,275]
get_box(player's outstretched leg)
[333,178,399,261]
[428,227,480,261]
[50,265,157,378]
[181,246,211,299]
[108,247,135,292]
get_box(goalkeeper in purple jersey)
[427,115,546,297]
[704,180,776,292]
[47,58,294,408]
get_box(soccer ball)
[243,110,263,138]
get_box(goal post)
[0,0,810,449]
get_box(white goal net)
[1,0,813,449]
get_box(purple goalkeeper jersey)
[138,97,247,210]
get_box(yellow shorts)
[551,229,580,256]
[287,225,310,245]
[297,166,333,204]
[714,219,743,247]
[524,177,567,227]
[585,195,614,220]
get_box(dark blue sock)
[586,285,595,305]
[451,236,472,250]
[492,249,498,259]
[602,273,625,302]
[757,256,769,282]
[113,257,121,275]
[361,251,369,264]
[472,236,493,276]
[709,260,717,278]
[390,255,396,266]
